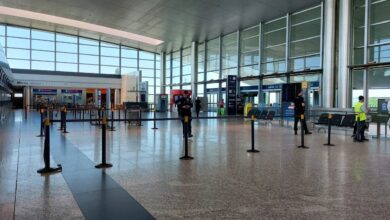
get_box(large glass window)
[262,17,287,74]
[368,0,390,63]
[172,50,180,84]
[182,47,192,84]
[240,26,259,77]
[367,67,390,109]
[197,43,205,82]
[2,25,161,98]
[206,38,220,81]
[289,6,322,71]
[221,32,238,78]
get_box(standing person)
[195,97,201,118]
[354,95,369,142]
[293,90,312,135]
[177,91,193,138]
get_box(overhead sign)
[32,89,57,95]
[301,81,308,89]
[61,89,82,94]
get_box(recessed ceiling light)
[0,6,163,46]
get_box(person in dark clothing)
[195,97,201,118]
[177,92,193,137]
[293,90,312,135]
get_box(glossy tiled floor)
[1,110,390,219]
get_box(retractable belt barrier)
[95,115,113,169]
[247,115,260,153]
[37,117,62,174]
[180,116,193,160]
[297,114,309,149]
[324,113,335,146]
[36,108,45,137]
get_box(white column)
[191,41,198,98]
[81,89,87,105]
[337,0,352,108]
[114,89,120,106]
[94,89,99,107]
[106,88,111,109]
[323,0,336,108]
[23,86,30,109]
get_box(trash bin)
[244,103,253,117]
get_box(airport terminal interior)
[1,0,390,219]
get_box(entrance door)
[309,89,320,107]
[264,91,281,107]
[207,93,218,112]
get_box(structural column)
[322,0,336,108]
[160,52,165,94]
[191,41,198,98]
[94,89,99,107]
[106,88,111,109]
[337,0,352,108]
[23,86,31,110]
[114,89,120,106]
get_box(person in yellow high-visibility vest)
[354,96,369,142]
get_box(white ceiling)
[0,0,322,53]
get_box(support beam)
[323,0,336,108]
[337,0,351,108]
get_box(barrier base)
[95,163,113,169]
[297,145,309,149]
[151,127,158,130]
[180,156,194,160]
[108,127,116,131]
[36,134,44,137]
[323,143,335,146]
[37,164,62,174]
[62,131,69,134]
[247,149,260,153]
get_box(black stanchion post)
[152,108,158,130]
[24,106,27,120]
[138,109,142,126]
[95,115,113,168]
[98,108,101,126]
[37,108,45,137]
[180,116,194,160]
[297,114,309,149]
[58,108,64,131]
[49,108,53,125]
[118,108,121,121]
[324,113,335,146]
[62,108,69,134]
[124,109,127,124]
[247,115,260,153]
[82,109,85,120]
[109,108,116,131]
[37,117,62,174]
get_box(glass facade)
[351,0,390,108]
[0,24,161,104]
[164,4,323,110]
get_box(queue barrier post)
[180,116,194,160]
[324,113,335,146]
[37,117,62,174]
[247,115,260,153]
[95,115,113,169]
[36,108,45,137]
[109,109,116,131]
[62,108,69,134]
[151,108,158,130]
[297,114,309,149]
